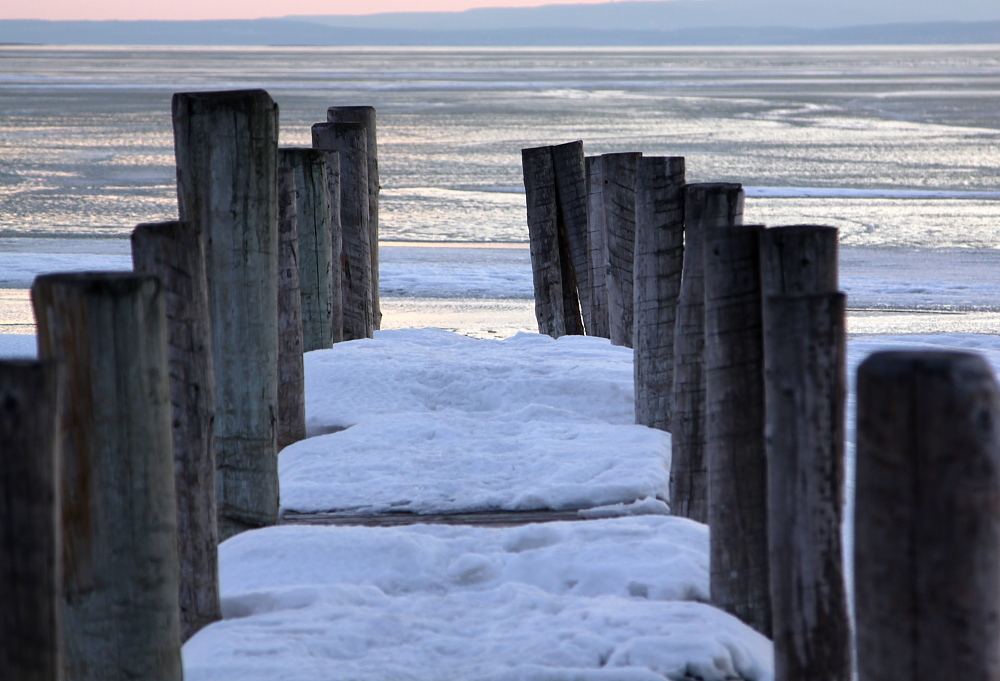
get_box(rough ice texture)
[184,517,774,681]
[285,329,663,515]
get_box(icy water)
[0,45,998,335]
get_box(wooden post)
[759,224,839,296]
[551,141,591,334]
[522,145,581,337]
[173,89,280,540]
[313,122,373,341]
[279,148,336,351]
[0,360,61,681]
[277,167,306,450]
[131,220,220,642]
[32,272,182,681]
[705,222,770,636]
[585,155,610,339]
[320,150,344,344]
[669,182,743,523]
[633,156,685,431]
[764,293,851,681]
[856,351,1000,681]
[600,152,641,348]
[327,106,381,330]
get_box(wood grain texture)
[633,156,685,432]
[0,360,61,681]
[551,141,589,335]
[600,152,641,348]
[764,293,850,681]
[704,222,770,636]
[32,272,182,681]
[327,106,381,330]
[131,220,220,642]
[522,145,569,337]
[173,89,280,540]
[319,150,344,344]
[313,122,373,341]
[277,168,306,450]
[279,148,335,351]
[669,183,743,523]
[759,225,839,296]
[856,352,1000,681]
[585,155,610,339]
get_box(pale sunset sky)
[2,0,634,21]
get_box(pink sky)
[3,0,632,22]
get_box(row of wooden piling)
[0,89,380,681]
[522,141,1000,681]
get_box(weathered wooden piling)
[279,148,337,351]
[33,272,182,681]
[0,360,61,681]
[633,156,685,431]
[764,292,851,681]
[669,182,743,523]
[522,144,584,337]
[173,89,280,540]
[599,152,641,348]
[855,351,1000,681]
[585,155,610,339]
[131,220,220,642]
[313,121,373,341]
[759,224,839,296]
[277,167,306,449]
[320,150,344,344]
[327,106,381,330]
[705,222,770,636]
[551,141,591,334]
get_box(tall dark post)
[0,360,61,681]
[277,167,306,450]
[764,293,850,681]
[705,222,770,636]
[33,272,182,681]
[327,106,381,330]
[856,352,1000,681]
[669,182,743,523]
[585,155,610,339]
[131,220,220,642]
[551,141,591,334]
[600,151,641,348]
[173,89,280,540]
[279,148,336,351]
[633,156,685,431]
[522,145,583,337]
[313,121,373,341]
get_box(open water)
[0,45,998,335]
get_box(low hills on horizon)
[3,0,1000,46]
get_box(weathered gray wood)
[764,293,850,681]
[600,152,641,348]
[130,220,220,642]
[277,167,306,450]
[522,145,573,337]
[552,141,591,335]
[320,150,344,344]
[327,106,381,330]
[0,360,61,681]
[313,122,373,341]
[669,182,743,523]
[32,272,182,681]
[760,225,839,296]
[633,156,685,431]
[173,89,280,540]
[855,351,1000,681]
[585,155,610,339]
[705,222,769,636]
[279,148,335,351]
